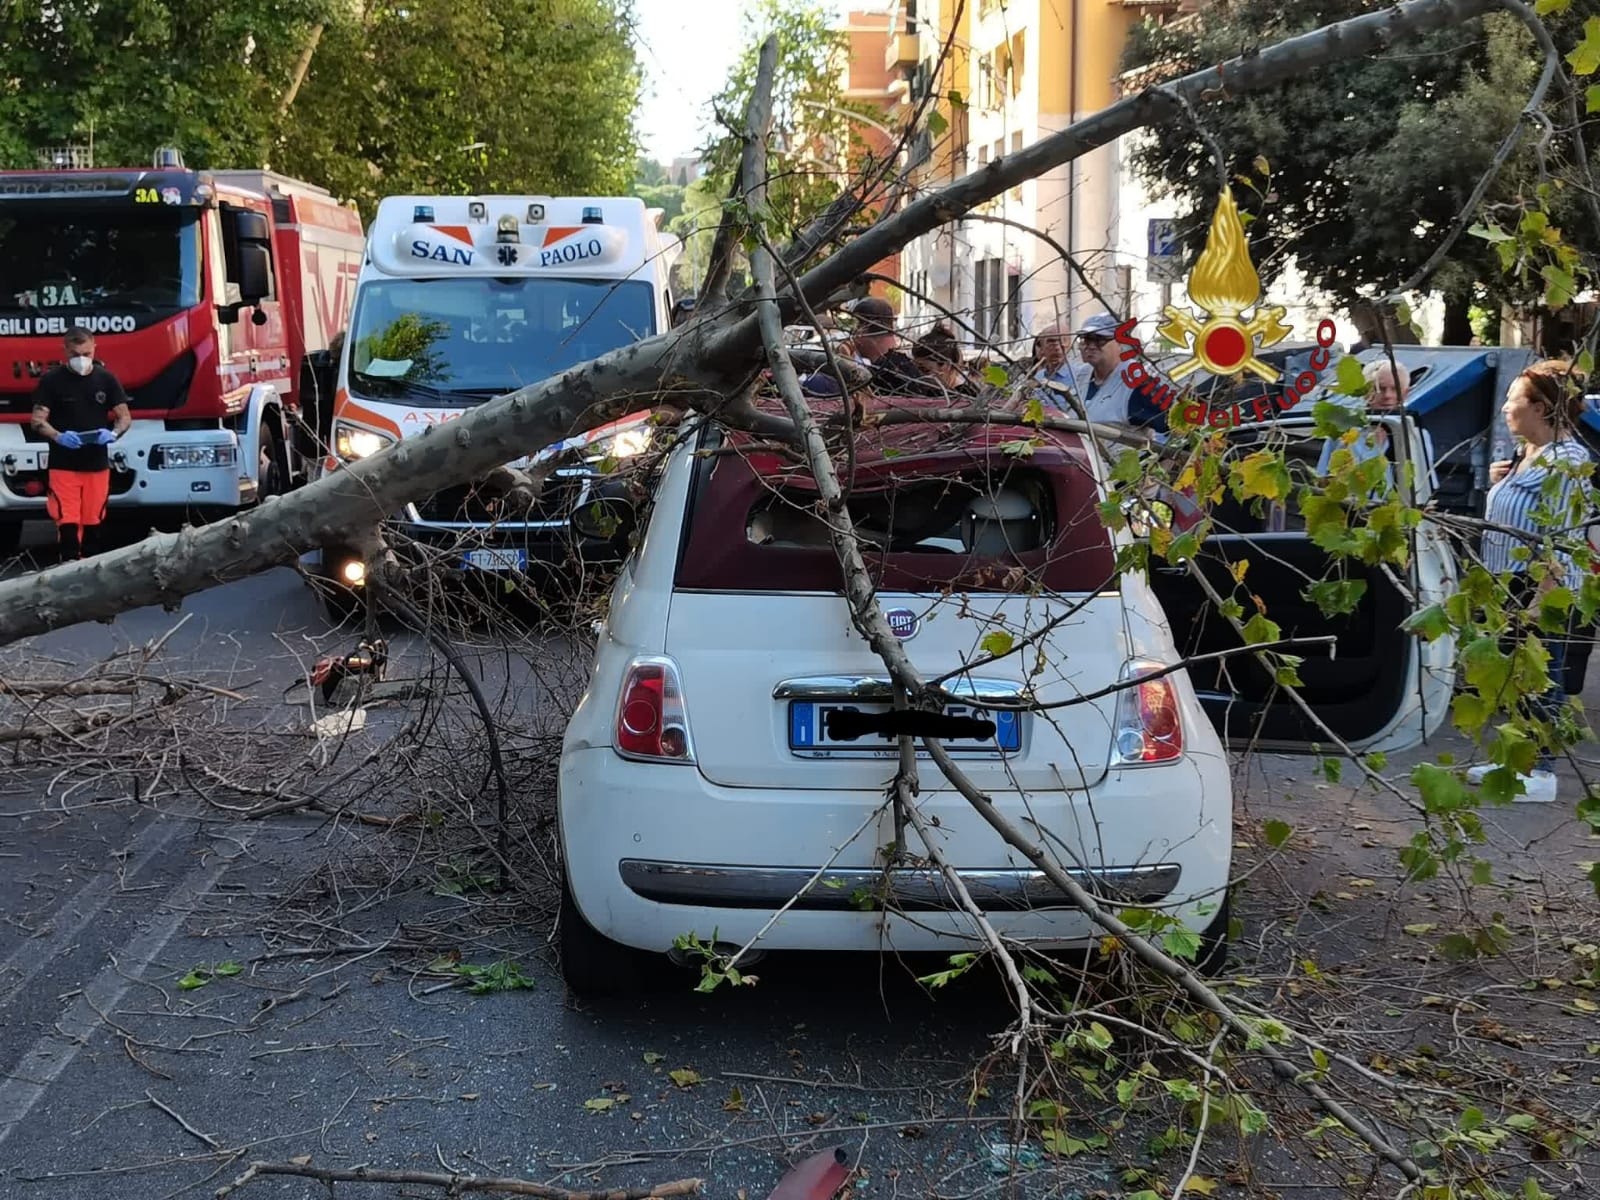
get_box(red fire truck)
[0,150,365,551]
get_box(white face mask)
[67,355,93,376]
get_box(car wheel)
[1194,894,1232,977]
[258,414,291,501]
[559,872,648,999]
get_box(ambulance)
[313,195,677,597]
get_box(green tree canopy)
[0,0,331,169]
[0,0,641,217]
[278,0,641,215]
[703,0,884,240]
[1123,3,1598,335]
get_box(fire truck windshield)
[348,277,655,404]
[0,205,202,314]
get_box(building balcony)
[885,32,919,71]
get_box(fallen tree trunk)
[0,0,1504,648]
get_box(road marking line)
[0,814,188,1008]
[0,828,249,1148]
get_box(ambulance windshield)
[348,277,655,403]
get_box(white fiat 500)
[556,402,1455,995]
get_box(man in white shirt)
[1315,359,1437,495]
[1037,312,1137,427]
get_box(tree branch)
[699,34,780,311]
[214,1160,701,1200]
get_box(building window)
[1010,32,1026,98]
[978,54,994,111]
[975,257,1006,344]
[1008,272,1022,341]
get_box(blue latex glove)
[56,430,82,450]
[94,428,117,446]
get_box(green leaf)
[177,970,210,991]
[1404,603,1451,641]
[1321,757,1343,784]
[1233,450,1292,501]
[1311,400,1363,437]
[214,962,243,978]
[983,364,1009,387]
[980,630,1015,657]
[584,1097,615,1113]
[1306,579,1368,619]
[668,1069,701,1088]
[925,109,948,138]
[1542,264,1577,309]
[1577,791,1600,832]
[1505,1113,1539,1133]
[643,1051,666,1064]
[1263,818,1293,849]
[1468,222,1514,244]
[1567,16,1600,76]
[1535,0,1572,16]
[1332,355,1369,397]
[1588,84,1600,113]
[997,437,1037,458]
[1588,861,1600,899]
[1162,927,1203,962]
[1241,613,1281,645]
[1403,923,1437,936]
[1413,762,1471,813]
[1253,155,1270,177]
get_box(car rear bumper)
[557,746,1232,954]
[618,860,1183,910]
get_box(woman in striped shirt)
[1469,360,1592,802]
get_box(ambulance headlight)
[333,421,394,462]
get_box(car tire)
[1194,894,1232,977]
[559,872,648,999]
[258,414,291,501]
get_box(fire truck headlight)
[333,422,394,462]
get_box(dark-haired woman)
[912,326,977,397]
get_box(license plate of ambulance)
[462,548,527,572]
[788,701,1021,759]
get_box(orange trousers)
[46,468,111,528]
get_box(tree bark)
[1442,290,1475,345]
[0,0,1507,647]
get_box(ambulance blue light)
[414,205,435,223]
[582,206,603,224]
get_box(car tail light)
[1111,659,1183,766]
[614,656,695,763]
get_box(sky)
[631,0,860,165]
[632,0,749,165]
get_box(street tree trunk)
[0,0,1505,647]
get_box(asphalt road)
[0,558,1594,1200]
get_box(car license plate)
[788,701,1021,758]
[462,548,527,571]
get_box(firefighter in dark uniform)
[30,326,131,559]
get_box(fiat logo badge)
[885,608,919,640]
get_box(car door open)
[1144,414,1456,755]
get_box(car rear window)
[674,425,1118,594]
